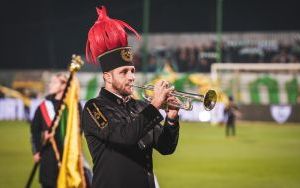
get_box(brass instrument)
[133,84,217,111]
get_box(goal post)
[211,63,300,105]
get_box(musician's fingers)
[160,80,170,88]
[167,96,176,102]
[162,88,174,100]
[167,96,180,109]
[157,80,164,86]
[164,81,170,88]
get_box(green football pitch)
[0,121,299,188]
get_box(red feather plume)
[86,6,140,64]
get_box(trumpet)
[133,84,217,111]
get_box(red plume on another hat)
[86,6,140,67]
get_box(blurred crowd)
[133,39,300,73]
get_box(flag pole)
[25,55,84,188]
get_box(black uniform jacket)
[82,88,180,188]
[30,95,64,186]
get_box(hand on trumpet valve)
[165,96,180,120]
[150,80,174,109]
[166,96,180,111]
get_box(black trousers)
[226,123,235,136]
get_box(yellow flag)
[57,77,86,188]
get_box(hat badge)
[121,49,133,62]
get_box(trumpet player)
[82,6,180,188]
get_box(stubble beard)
[112,81,132,97]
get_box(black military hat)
[97,47,134,72]
[85,6,140,72]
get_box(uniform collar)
[45,94,60,103]
[99,87,131,105]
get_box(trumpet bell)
[203,90,217,111]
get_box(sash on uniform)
[40,100,55,127]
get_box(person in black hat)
[224,96,241,137]
[82,6,180,188]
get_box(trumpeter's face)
[106,66,136,97]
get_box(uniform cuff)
[141,104,163,123]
